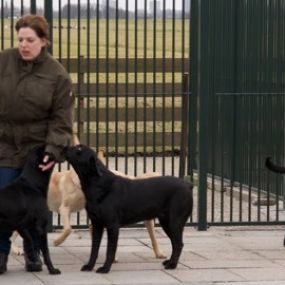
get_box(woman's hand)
[39,153,55,171]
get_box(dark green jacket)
[0,47,74,168]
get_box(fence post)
[77,55,85,142]
[44,0,53,54]
[30,0,36,14]
[44,0,53,232]
[196,0,210,231]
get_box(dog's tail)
[97,149,106,165]
[73,134,80,145]
[265,157,285,174]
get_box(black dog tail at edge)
[265,157,285,174]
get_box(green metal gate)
[0,0,192,229]
[190,0,285,229]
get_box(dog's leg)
[53,206,72,246]
[162,234,183,269]
[88,224,119,263]
[10,231,24,256]
[144,219,166,259]
[38,232,61,275]
[17,229,36,261]
[96,226,119,273]
[81,223,104,272]
[89,223,115,259]
[159,217,184,269]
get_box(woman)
[0,14,74,274]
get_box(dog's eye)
[76,147,82,155]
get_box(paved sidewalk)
[2,226,285,285]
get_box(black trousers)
[0,167,40,255]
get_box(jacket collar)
[17,47,48,66]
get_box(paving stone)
[4,227,285,285]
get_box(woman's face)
[17,27,47,61]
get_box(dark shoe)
[24,253,42,272]
[0,252,8,274]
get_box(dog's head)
[64,144,105,180]
[23,145,48,168]
[21,145,54,187]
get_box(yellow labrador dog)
[11,151,166,259]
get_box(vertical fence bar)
[30,0,36,14]
[115,0,119,169]
[86,0,90,146]
[134,0,138,176]
[196,0,210,230]
[76,0,83,226]
[181,0,186,87]
[124,0,129,174]
[143,0,147,173]
[230,0,242,223]
[189,0,198,181]
[44,0,53,232]
[67,0,71,72]
[105,0,110,166]
[76,1,83,141]
[85,0,91,227]
[95,0,100,152]
[9,0,14,47]
[56,0,63,209]
[44,0,53,54]
[231,0,239,223]
[208,0,215,223]
[161,0,166,175]
[171,0,175,176]
[179,73,189,178]
[1,0,4,50]
[152,0,157,172]
[181,0,187,175]
[280,0,285,209]
[58,0,62,60]
[220,96,224,223]
[20,0,24,15]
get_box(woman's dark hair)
[15,14,49,40]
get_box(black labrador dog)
[265,157,285,245]
[0,146,60,274]
[64,144,193,273]
[265,157,285,174]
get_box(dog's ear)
[90,156,103,176]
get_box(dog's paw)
[156,252,167,259]
[162,259,169,266]
[96,266,110,274]
[53,239,62,247]
[81,264,94,271]
[49,268,61,275]
[162,259,177,269]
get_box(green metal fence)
[190,0,285,228]
[0,0,192,229]
[2,0,285,230]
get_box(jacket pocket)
[0,73,14,114]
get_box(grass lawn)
[1,18,190,59]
